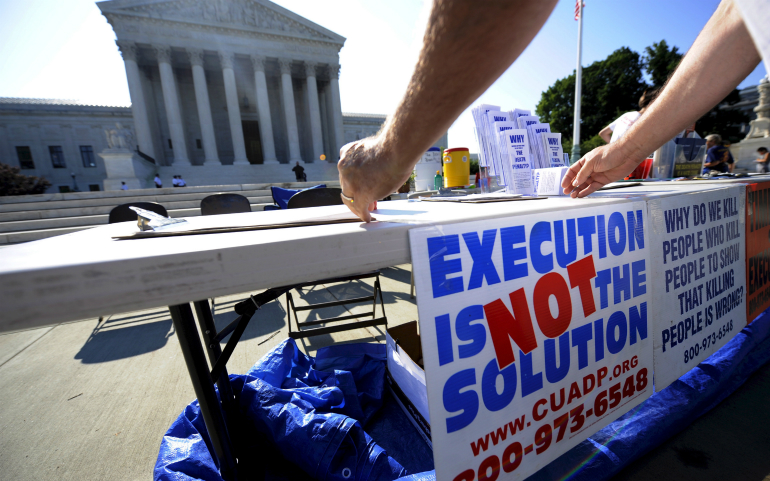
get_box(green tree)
[536,47,647,148]
[643,40,682,88]
[0,163,51,196]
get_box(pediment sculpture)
[120,0,333,40]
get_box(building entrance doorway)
[241,121,263,164]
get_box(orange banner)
[746,182,770,321]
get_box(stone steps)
[0,194,275,221]
[0,226,95,245]
[0,181,338,205]
[0,189,275,213]
[0,200,279,233]
[0,180,339,244]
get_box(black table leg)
[169,303,238,481]
[193,300,238,431]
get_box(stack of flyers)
[541,133,565,167]
[499,129,535,195]
[471,104,500,171]
[490,120,518,185]
[526,122,551,168]
[509,108,531,123]
[516,115,540,130]
[486,111,513,180]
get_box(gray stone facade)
[0,98,131,193]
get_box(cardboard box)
[386,321,432,449]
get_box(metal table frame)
[167,271,388,480]
[168,285,286,481]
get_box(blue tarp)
[155,339,420,481]
[270,184,326,210]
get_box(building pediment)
[98,0,345,46]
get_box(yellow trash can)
[442,148,471,187]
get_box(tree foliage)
[0,163,51,196]
[643,40,682,88]
[536,47,647,147]
[536,40,750,152]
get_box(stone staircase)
[0,180,340,244]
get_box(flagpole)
[571,1,584,164]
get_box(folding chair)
[108,202,168,223]
[199,194,251,308]
[283,187,387,339]
[200,193,251,216]
[99,202,169,326]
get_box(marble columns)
[153,45,191,166]
[154,44,190,166]
[219,51,249,165]
[304,62,324,162]
[187,48,220,165]
[116,41,156,160]
[328,64,345,160]
[250,55,278,164]
[279,58,303,163]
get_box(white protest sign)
[409,202,653,481]
[649,185,747,390]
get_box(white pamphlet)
[541,132,565,167]
[516,115,540,130]
[486,111,513,178]
[532,166,569,196]
[527,122,551,168]
[509,108,531,122]
[491,120,518,186]
[500,128,535,195]
[471,104,500,170]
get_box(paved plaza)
[0,264,769,480]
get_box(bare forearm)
[617,0,760,162]
[380,0,558,167]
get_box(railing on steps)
[136,149,156,164]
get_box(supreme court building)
[0,0,448,191]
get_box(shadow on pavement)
[212,295,287,343]
[75,317,174,363]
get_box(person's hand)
[337,136,415,222]
[561,143,645,198]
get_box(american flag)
[575,0,585,20]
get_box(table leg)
[193,300,238,431]
[169,303,238,480]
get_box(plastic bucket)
[443,147,470,187]
[414,147,442,192]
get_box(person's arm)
[703,148,722,168]
[599,126,613,144]
[727,150,735,172]
[338,0,558,221]
[563,0,761,197]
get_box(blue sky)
[0,0,765,151]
